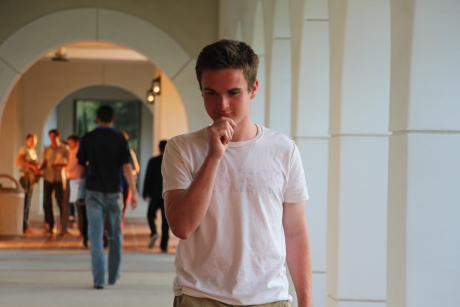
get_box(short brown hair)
[195,39,259,92]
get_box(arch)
[0,7,206,176]
[0,7,205,135]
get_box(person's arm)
[39,149,47,171]
[283,201,313,307]
[123,163,138,210]
[164,117,236,240]
[76,165,85,179]
[52,147,68,168]
[15,152,39,174]
[130,149,140,175]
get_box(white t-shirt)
[18,145,38,175]
[162,125,309,305]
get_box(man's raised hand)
[207,117,236,159]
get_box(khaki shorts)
[173,294,291,307]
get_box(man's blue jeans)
[86,190,122,287]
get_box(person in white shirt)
[162,39,313,307]
[65,134,80,227]
[15,133,40,234]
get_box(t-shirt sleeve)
[120,139,131,165]
[161,137,193,196]
[18,146,26,156]
[284,143,309,203]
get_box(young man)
[40,129,69,235]
[76,105,138,289]
[143,140,169,251]
[163,39,313,306]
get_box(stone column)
[290,0,330,306]
[327,1,390,306]
[266,0,292,136]
[387,1,460,306]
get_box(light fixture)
[52,47,69,61]
[146,90,155,103]
[146,77,161,104]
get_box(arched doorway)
[0,8,203,177]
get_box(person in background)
[75,172,89,247]
[65,134,80,228]
[40,129,69,235]
[143,140,169,252]
[162,39,313,306]
[15,133,41,235]
[118,130,140,229]
[77,105,138,289]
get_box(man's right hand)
[207,117,236,159]
[131,193,138,210]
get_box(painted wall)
[0,0,218,57]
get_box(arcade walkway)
[0,217,179,307]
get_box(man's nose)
[216,95,229,110]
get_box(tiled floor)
[0,217,179,253]
[0,217,179,307]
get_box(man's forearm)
[165,155,221,239]
[123,163,138,209]
[283,202,314,307]
[286,232,313,307]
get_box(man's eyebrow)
[227,87,242,92]
[202,87,243,92]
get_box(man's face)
[67,139,77,149]
[49,132,59,146]
[201,68,258,124]
[26,136,37,148]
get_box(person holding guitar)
[15,133,41,235]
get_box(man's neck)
[98,122,113,127]
[231,119,257,142]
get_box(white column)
[250,0,266,127]
[290,0,330,306]
[387,1,460,306]
[266,0,292,136]
[327,0,390,306]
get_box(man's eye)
[229,91,239,96]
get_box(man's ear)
[250,79,259,99]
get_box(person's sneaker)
[148,234,158,249]
[44,228,56,235]
[109,274,121,285]
[93,285,104,289]
[58,229,72,236]
[23,228,37,235]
